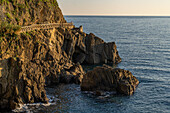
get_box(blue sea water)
[63,16,170,113]
[14,16,170,113]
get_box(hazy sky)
[58,0,170,16]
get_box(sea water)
[13,16,170,113]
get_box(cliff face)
[0,0,122,110]
[0,28,86,110]
[0,58,49,109]
[0,26,121,110]
[0,0,66,26]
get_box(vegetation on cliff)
[0,0,65,26]
[0,22,21,37]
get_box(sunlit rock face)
[81,65,139,95]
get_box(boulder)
[81,65,139,95]
[55,29,121,65]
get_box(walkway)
[21,22,74,32]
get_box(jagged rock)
[84,33,121,64]
[0,28,87,110]
[62,31,121,64]
[0,58,48,110]
[60,63,85,84]
[81,65,139,95]
[0,57,84,110]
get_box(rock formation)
[61,27,122,64]
[0,0,122,110]
[84,33,121,64]
[0,26,121,110]
[81,65,139,95]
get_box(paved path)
[21,22,74,32]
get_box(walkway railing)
[21,22,74,32]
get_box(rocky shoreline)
[0,26,122,110]
[0,0,138,111]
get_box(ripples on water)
[13,16,170,113]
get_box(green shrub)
[5,12,12,19]
[0,22,21,37]
[0,0,9,5]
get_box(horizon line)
[64,14,170,17]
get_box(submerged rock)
[81,65,139,95]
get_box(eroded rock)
[81,65,139,95]
[60,63,85,84]
[84,33,121,64]
[0,58,48,110]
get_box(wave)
[12,95,58,113]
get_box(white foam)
[12,95,59,112]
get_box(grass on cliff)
[0,22,21,42]
[0,0,9,5]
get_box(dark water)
[14,16,170,113]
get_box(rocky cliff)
[0,0,122,110]
[0,27,121,110]
[0,28,84,110]
[0,0,66,26]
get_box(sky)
[57,0,170,16]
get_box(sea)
[13,16,170,113]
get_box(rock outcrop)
[81,65,139,95]
[84,33,121,64]
[64,30,121,64]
